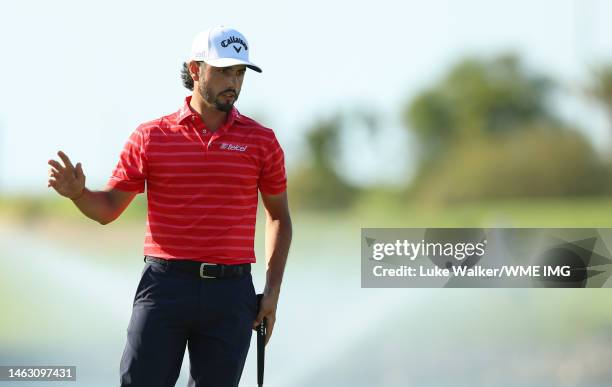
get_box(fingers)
[75,162,84,180]
[48,159,65,173]
[252,293,279,346]
[49,152,83,182]
[48,166,60,177]
[57,150,75,170]
[47,177,58,189]
[253,310,265,329]
[252,307,276,345]
[48,161,70,183]
[48,168,60,187]
[48,151,82,192]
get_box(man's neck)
[190,92,227,132]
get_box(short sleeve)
[258,134,287,195]
[106,127,148,193]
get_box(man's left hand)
[253,290,279,346]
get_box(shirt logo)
[220,143,248,152]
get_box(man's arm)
[70,186,138,225]
[252,190,292,345]
[48,150,138,225]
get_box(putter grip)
[256,293,266,387]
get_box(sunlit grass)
[351,196,612,228]
[4,194,612,227]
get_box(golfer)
[46,25,292,387]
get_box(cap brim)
[203,57,262,73]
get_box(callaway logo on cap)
[189,26,262,73]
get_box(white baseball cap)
[189,26,262,73]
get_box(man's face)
[197,63,246,112]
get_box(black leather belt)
[144,255,251,279]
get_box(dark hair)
[180,61,205,90]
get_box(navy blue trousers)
[119,258,257,387]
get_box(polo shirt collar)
[178,96,239,133]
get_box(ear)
[188,61,202,82]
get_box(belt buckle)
[199,263,217,279]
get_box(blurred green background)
[3,1,612,386]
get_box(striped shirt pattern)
[106,96,287,264]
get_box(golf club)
[256,293,267,387]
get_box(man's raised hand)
[47,151,86,200]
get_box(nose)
[228,74,239,88]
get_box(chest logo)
[220,143,248,152]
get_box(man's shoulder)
[135,110,181,134]
[233,111,277,140]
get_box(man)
[46,25,292,387]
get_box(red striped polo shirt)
[106,96,287,264]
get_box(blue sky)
[1,0,611,193]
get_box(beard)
[198,82,239,113]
